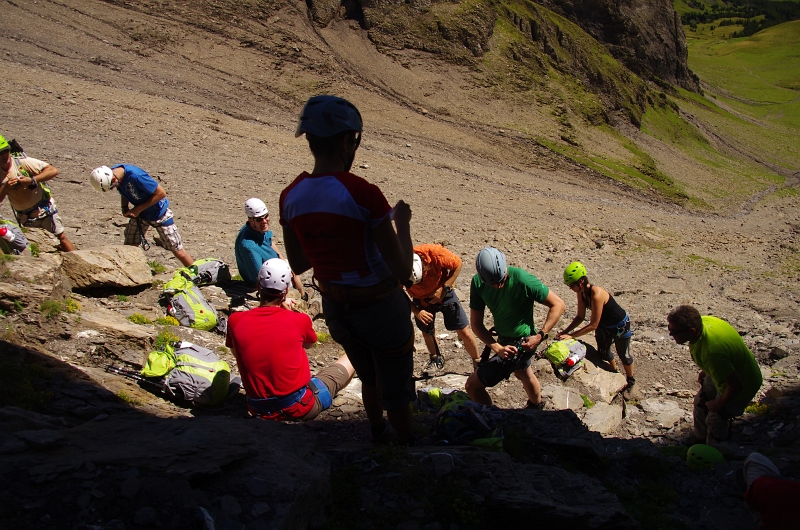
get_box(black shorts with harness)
[476,329,538,388]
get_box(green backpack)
[161,270,219,331]
[141,341,231,406]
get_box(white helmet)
[410,253,423,284]
[258,258,292,293]
[244,198,268,218]
[90,166,114,192]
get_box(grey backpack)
[187,258,231,286]
[0,220,29,255]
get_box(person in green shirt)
[468,247,565,409]
[667,305,763,444]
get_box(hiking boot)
[422,355,445,376]
[370,420,395,445]
[622,377,640,400]
[525,400,545,411]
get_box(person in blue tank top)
[557,261,637,399]
[89,164,194,266]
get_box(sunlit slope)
[685,20,800,173]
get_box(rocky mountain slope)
[0,0,798,529]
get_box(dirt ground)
[1,1,799,528]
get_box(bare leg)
[386,404,414,445]
[608,358,618,372]
[514,366,542,404]
[422,332,438,358]
[465,371,492,405]
[292,273,305,299]
[361,383,385,429]
[173,249,194,267]
[57,232,76,252]
[623,362,634,379]
[456,327,480,362]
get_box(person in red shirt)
[226,258,354,420]
[742,451,800,529]
[406,244,480,374]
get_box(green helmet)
[563,261,587,285]
[0,135,8,152]
[687,444,724,470]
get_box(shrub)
[147,260,167,274]
[39,299,63,319]
[127,313,153,325]
[155,315,179,326]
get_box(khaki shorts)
[24,212,65,236]
[124,210,184,252]
[301,362,353,421]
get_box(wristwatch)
[538,330,549,340]
[442,285,453,295]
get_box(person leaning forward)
[89,164,194,267]
[406,243,481,373]
[0,134,76,251]
[467,247,565,409]
[280,95,417,445]
[226,258,355,420]
[667,305,762,444]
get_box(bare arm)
[471,307,517,359]
[30,164,58,185]
[282,226,311,275]
[522,291,566,350]
[374,201,413,282]
[560,287,607,339]
[126,184,167,218]
[706,372,744,413]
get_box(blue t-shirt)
[112,164,170,223]
[235,223,279,285]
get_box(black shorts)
[414,291,469,334]
[476,336,535,388]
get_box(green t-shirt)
[469,266,550,339]
[690,315,762,404]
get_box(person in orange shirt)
[406,244,481,375]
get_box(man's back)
[691,315,762,402]
[227,306,316,399]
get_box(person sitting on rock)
[556,261,638,399]
[742,451,800,529]
[89,164,194,267]
[406,243,481,374]
[234,197,304,298]
[226,258,355,420]
[667,305,762,444]
[467,246,565,409]
[0,134,76,251]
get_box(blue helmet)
[295,95,363,138]
[475,247,507,284]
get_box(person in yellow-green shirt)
[667,305,762,444]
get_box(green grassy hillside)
[683,19,800,173]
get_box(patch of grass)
[39,299,64,319]
[217,345,230,355]
[316,332,331,344]
[147,260,167,274]
[231,273,243,281]
[127,313,153,325]
[65,298,80,313]
[116,390,145,406]
[580,394,595,408]
[0,253,17,264]
[744,402,770,415]
[155,328,180,350]
[13,300,24,312]
[155,315,179,326]
[151,279,164,289]
[115,294,130,302]
[29,242,39,257]
[658,445,689,461]
[685,253,741,271]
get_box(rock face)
[0,253,72,310]
[61,245,153,289]
[306,0,699,121]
